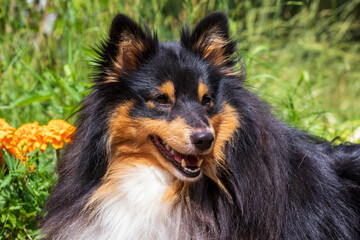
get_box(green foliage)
[0,149,56,239]
[0,0,360,238]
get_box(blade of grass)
[20,61,62,104]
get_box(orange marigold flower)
[12,122,47,159]
[29,164,35,172]
[43,119,75,149]
[0,118,76,162]
[0,118,15,149]
[0,119,16,163]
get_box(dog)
[41,12,360,239]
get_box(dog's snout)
[191,131,214,152]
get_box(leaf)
[1,213,6,223]
[8,213,17,228]
[0,196,6,209]
[45,70,82,102]
[20,61,62,103]
[250,45,270,55]
[11,91,52,107]
[9,206,21,211]
[25,182,36,196]
[0,174,11,190]
[3,150,15,171]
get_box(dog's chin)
[150,135,205,182]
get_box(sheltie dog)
[41,12,360,239]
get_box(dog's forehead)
[159,42,182,55]
[152,42,208,89]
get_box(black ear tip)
[207,11,228,21]
[110,14,133,28]
[109,14,142,40]
[111,13,130,21]
[192,11,229,37]
[201,11,229,26]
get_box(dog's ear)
[181,12,237,75]
[104,14,157,75]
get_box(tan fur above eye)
[147,100,156,108]
[198,82,209,102]
[158,81,175,104]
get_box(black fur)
[42,12,360,239]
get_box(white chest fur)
[75,166,184,240]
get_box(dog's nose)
[191,131,214,152]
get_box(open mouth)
[150,135,202,178]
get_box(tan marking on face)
[210,102,239,163]
[137,117,193,155]
[158,81,175,104]
[198,82,214,108]
[105,101,196,180]
[198,82,209,102]
[147,100,156,108]
[107,102,171,164]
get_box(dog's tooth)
[182,166,201,173]
[186,167,200,173]
[170,149,174,155]
[165,144,171,151]
[181,159,186,168]
[197,159,203,167]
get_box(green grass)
[0,149,56,239]
[1,0,360,238]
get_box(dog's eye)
[154,94,170,105]
[201,95,213,107]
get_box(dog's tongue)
[174,151,199,167]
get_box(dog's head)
[95,12,242,183]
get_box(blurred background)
[0,0,360,238]
[1,0,360,140]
